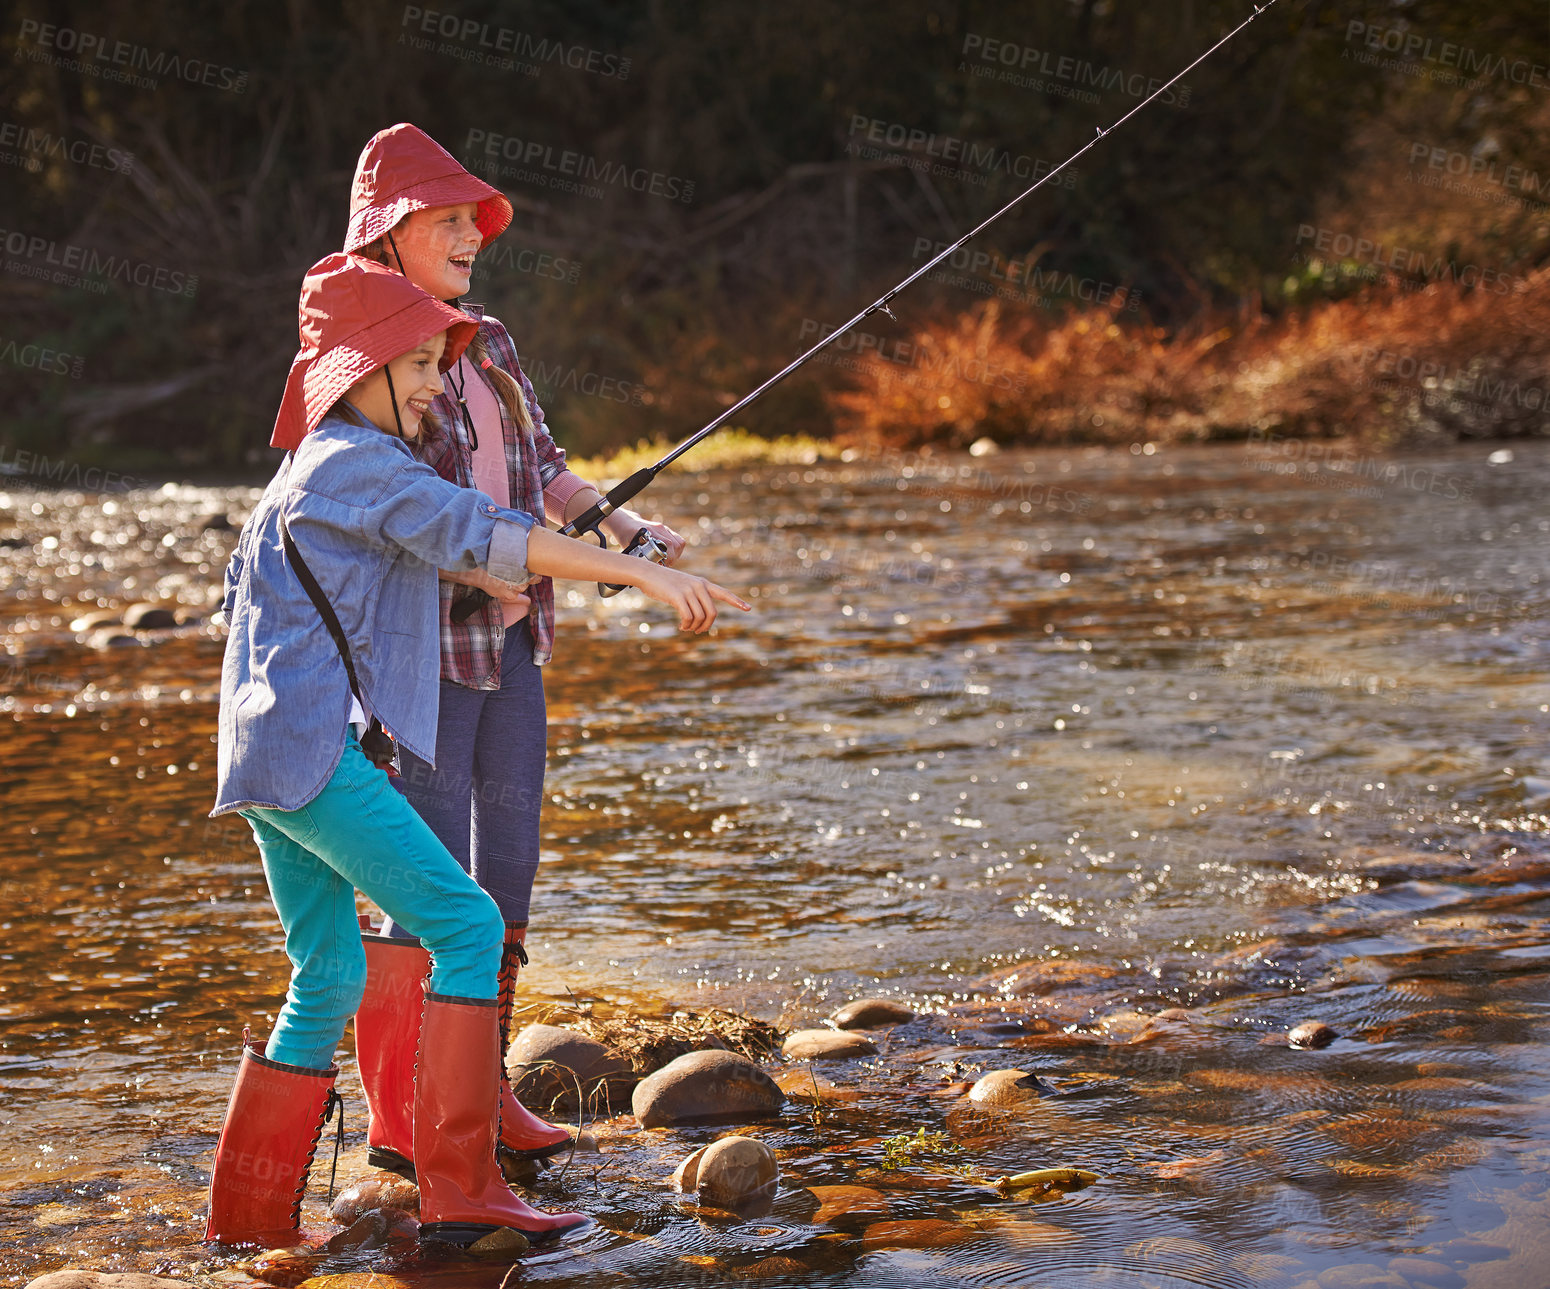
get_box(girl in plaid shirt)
[340,124,702,1175]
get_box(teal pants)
[241,733,504,1069]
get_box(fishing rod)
[453,0,1278,618]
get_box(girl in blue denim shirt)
[204,254,746,1255]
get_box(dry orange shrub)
[830,269,1550,449]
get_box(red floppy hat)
[270,254,478,451]
[344,123,513,254]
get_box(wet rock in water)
[239,1246,318,1287]
[329,1172,419,1223]
[323,1209,390,1253]
[1386,1257,1463,1289]
[732,1256,809,1279]
[24,1276,197,1289]
[632,1050,784,1127]
[123,602,178,630]
[1313,1264,1408,1288]
[805,1184,891,1225]
[975,959,1117,998]
[782,1028,878,1060]
[968,1068,1045,1107]
[1154,1008,1193,1023]
[70,608,122,633]
[969,437,1000,457]
[507,1023,635,1112]
[673,1135,778,1209]
[831,998,915,1029]
[466,1226,531,1259]
[860,1219,972,1251]
[88,626,139,650]
[1288,1020,1337,1050]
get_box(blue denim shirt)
[212,412,534,816]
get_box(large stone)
[1288,1020,1337,1050]
[329,1172,419,1224]
[805,1184,891,1225]
[831,998,915,1029]
[781,1029,878,1060]
[968,1068,1044,1107]
[123,602,178,630]
[632,1050,784,1127]
[25,1278,196,1289]
[507,1023,635,1113]
[672,1135,778,1209]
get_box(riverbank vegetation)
[3,0,1546,471]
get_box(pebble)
[88,627,139,650]
[1288,1020,1338,1050]
[632,1050,785,1127]
[771,1066,862,1104]
[122,602,178,630]
[968,1068,1044,1107]
[329,1172,419,1223]
[860,1218,972,1251]
[24,1277,196,1289]
[69,609,122,633]
[507,1023,635,1111]
[323,1209,389,1253]
[831,998,915,1029]
[782,1028,878,1060]
[466,1226,531,1259]
[673,1135,778,1209]
[238,1246,317,1287]
[731,1256,808,1278]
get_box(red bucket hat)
[344,123,513,254]
[270,254,478,451]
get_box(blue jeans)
[241,733,504,1070]
[384,622,545,936]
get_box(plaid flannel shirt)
[414,305,570,684]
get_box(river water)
[1,440,1547,1288]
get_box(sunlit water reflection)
[2,441,1548,1286]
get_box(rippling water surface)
[2,441,1548,1287]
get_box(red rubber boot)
[496,923,571,1161]
[414,991,590,1248]
[204,1038,340,1248]
[354,929,428,1180]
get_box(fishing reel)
[597,526,671,598]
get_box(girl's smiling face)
[388,203,482,300]
[344,332,448,441]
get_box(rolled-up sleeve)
[366,458,535,581]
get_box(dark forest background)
[1,0,1547,473]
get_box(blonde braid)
[468,331,535,435]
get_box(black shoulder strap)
[280,512,395,768]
